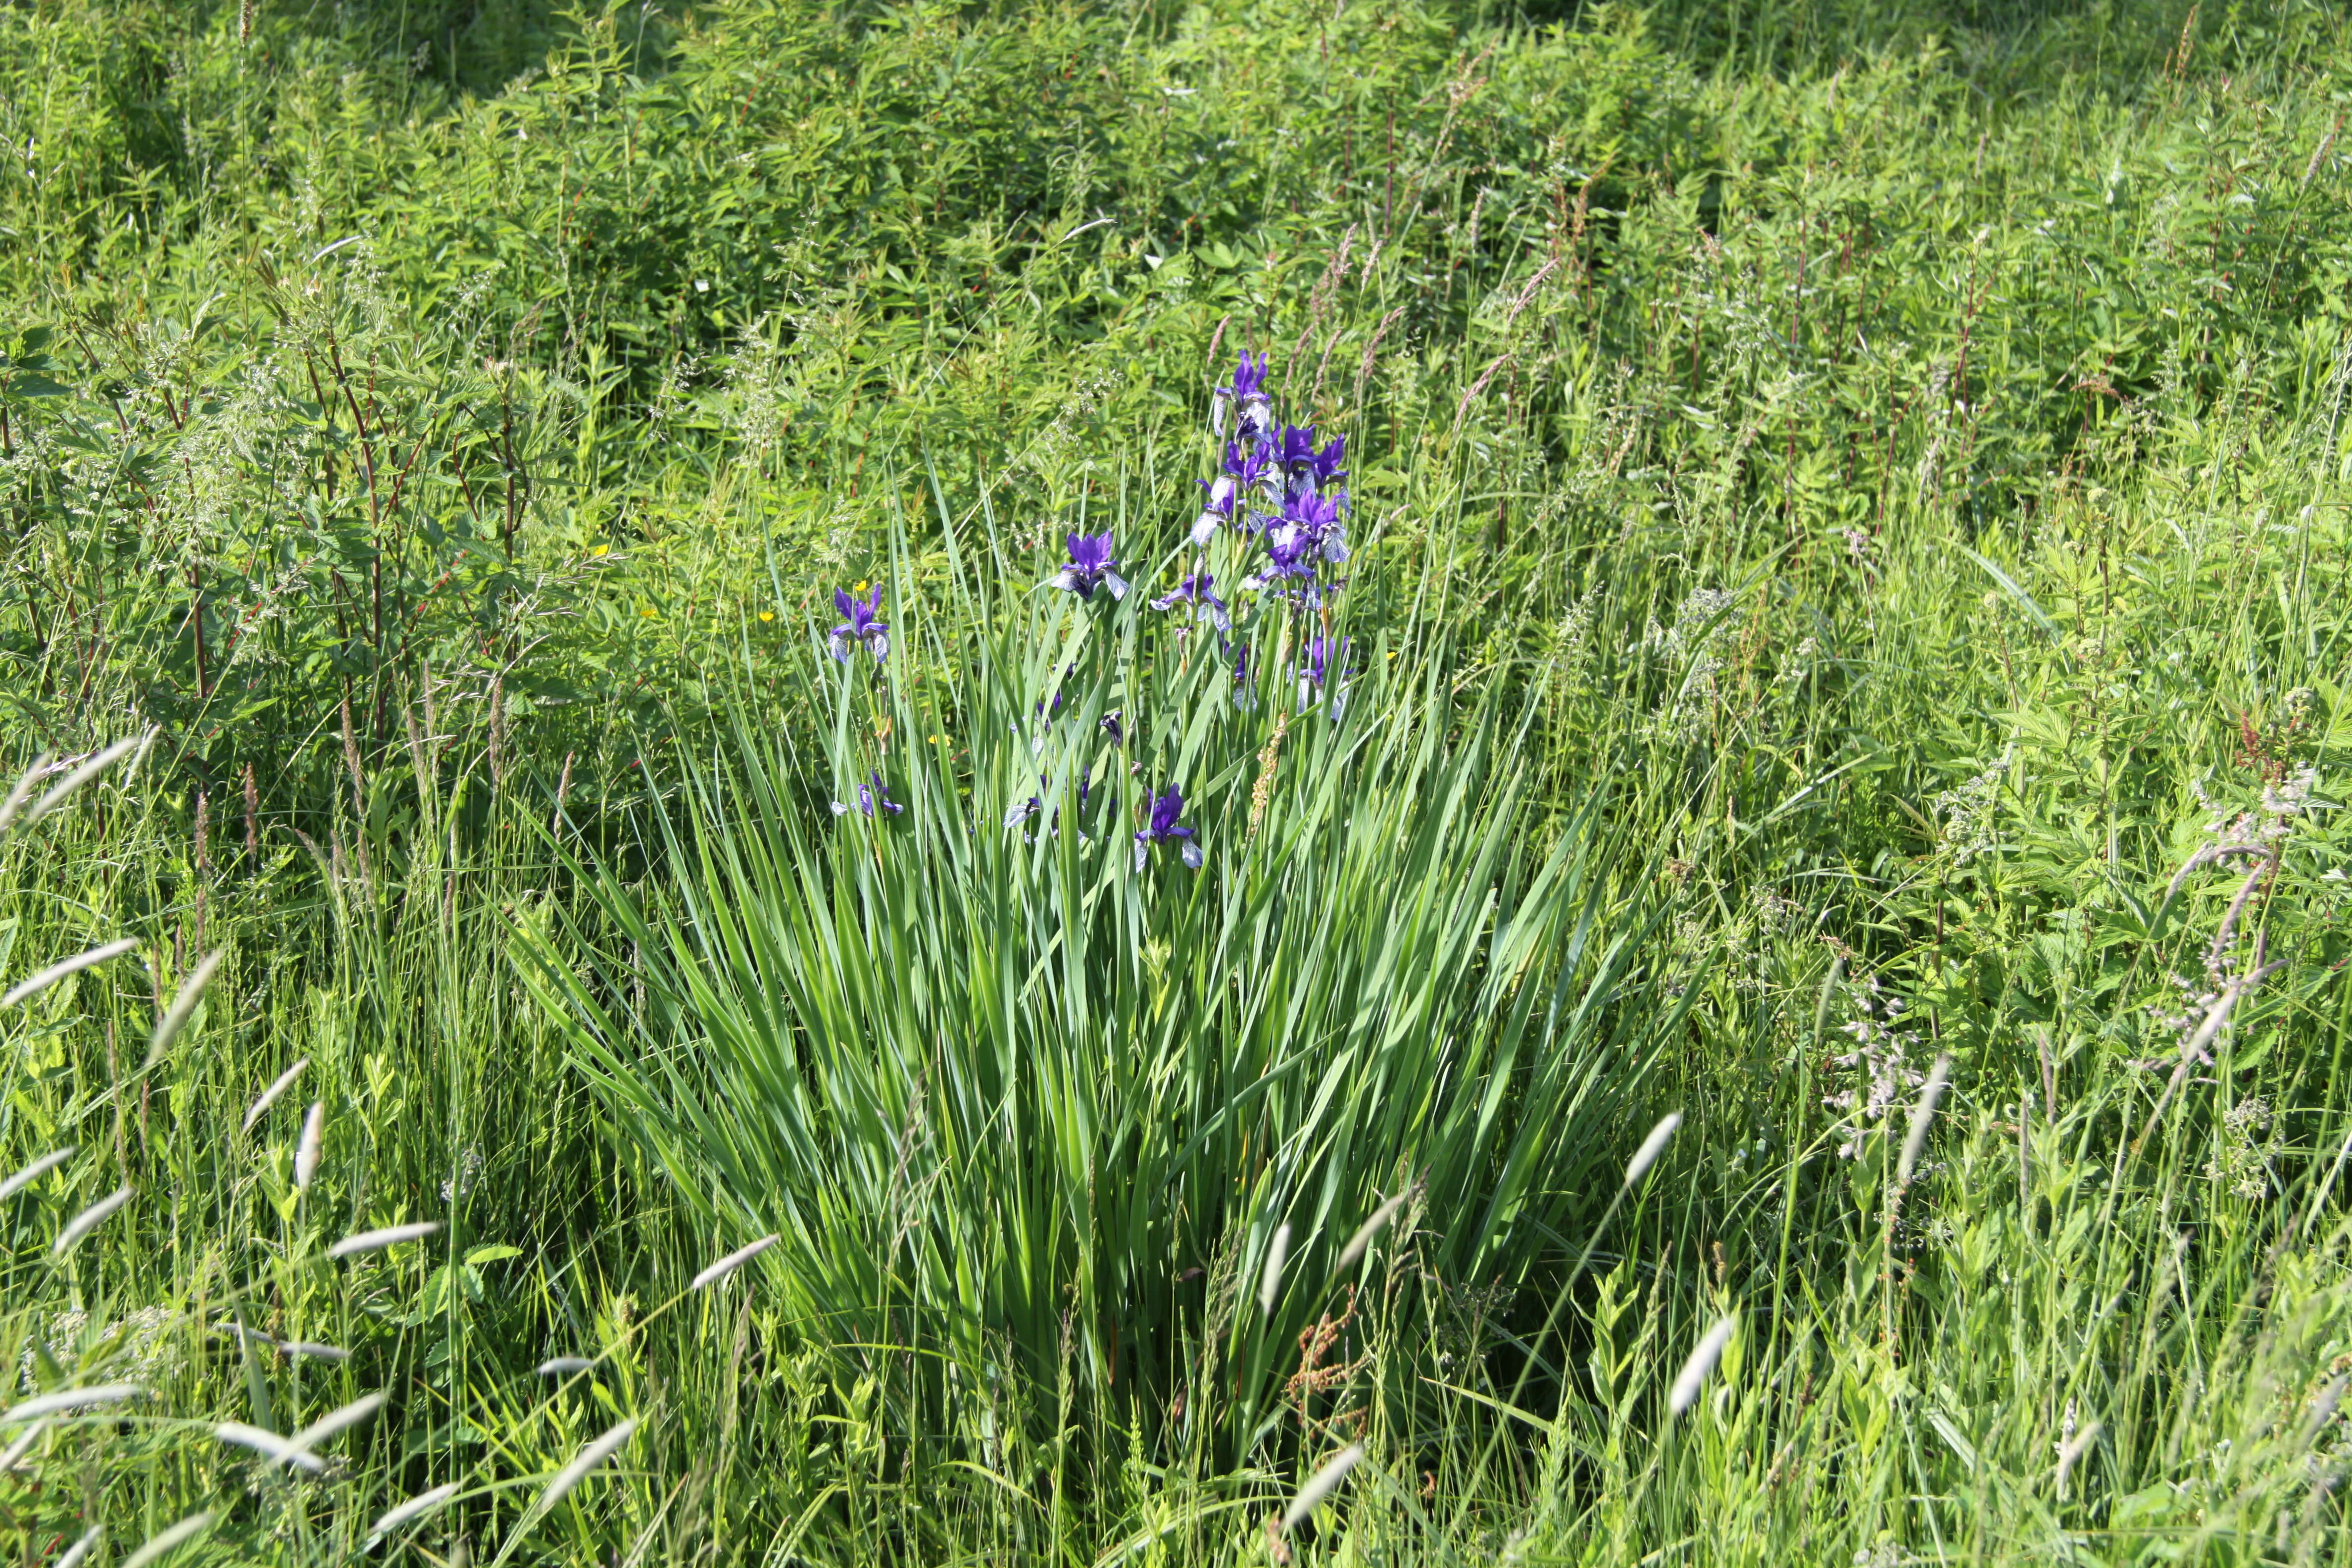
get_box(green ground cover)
[1,0,2351,1560]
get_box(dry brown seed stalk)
[1248,715,1290,841]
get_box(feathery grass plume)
[690,1232,781,1290]
[25,734,147,827]
[2055,1418,2103,1500]
[243,1058,307,1132]
[294,1100,325,1189]
[0,1147,76,1200]
[214,1421,326,1472]
[1897,1055,1954,1185]
[53,1528,100,1568]
[1337,1190,1411,1271]
[146,948,224,1069]
[330,1221,441,1258]
[3,1383,143,1422]
[1624,1112,1682,1188]
[121,1511,213,1568]
[0,1418,45,1471]
[1278,1444,1365,1532]
[291,1391,386,1451]
[536,1418,639,1512]
[372,1482,460,1539]
[4,938,141,1008]
[1667,1315,1737,1418]
[1258,1223,1291,1316]
[278,1340,349,1362]
[0,754,50,839]
[538,1357,596,1376]
[53,1186,133,1257]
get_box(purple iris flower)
[1229,637,1258,710]
[1005,779,1046,831]
[1246,530,1314,597]
[1289,490,1348,549]
[829,585,889,662]
[1308,434,1347,495]
[1045,530,1128,602]
[1192,442,1274,543]
[1249,499,1347,604]
[1212,351,1273,441]
[1149,571,1231,634]
[1300,636,1353,715]
[1134,785,1203,872]
[1275,424,1321,484]
[1101,709,1125,746]
[832,771,905,818]
[1192,486,1235,546]
[1267,490,1349,574]
[1007,771,1099,838]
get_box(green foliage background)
[1,0,2351,1559]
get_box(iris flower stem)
[1272,608,1296,726]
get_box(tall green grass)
[0,0,2349,1560]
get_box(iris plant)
[1186,352,1356,615]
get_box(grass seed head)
[1668,1315,1737,1419]
[295,1101,325,1190]
[1898,1056,1953,1186]
[213,1421,325,1473]
[329,1221,440,1258]
[4,938,141,1009]
[243,1059,307,1133]
[689,1232,781,1290]
[1258,1222,1291,1316]
[537,1418,639,1511]
[1279,1444,1365,1532]
[371,1483,460,1540]
[53,1187,134,1258]
[1624,1112,1682,1189]
[146,949,224,1070]
[1338,1189,1411,1272]
[0,1147,76,1201]
[5,1383,144,1423]
[121,1511,214,1568]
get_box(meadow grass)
[0,0,2349,1561]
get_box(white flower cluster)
[18,1305,177,1393]
[1930,745,2016,866]
[1824,980,1927,1161]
